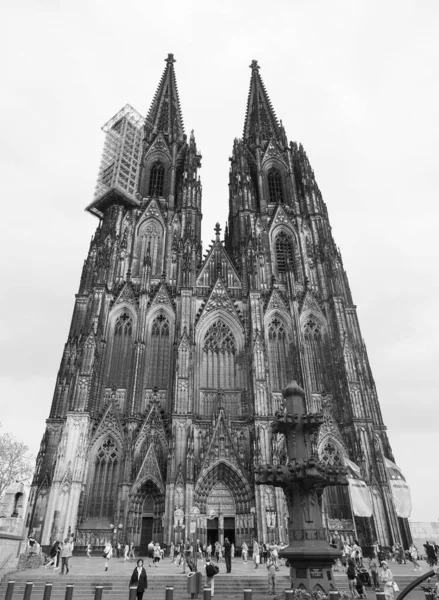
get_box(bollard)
[203,587,212,600]
[94,586,103,600]
[5,581,15,600]
[42,582,53,600]
[244,589,252,600]
[64,584,74,600]
[129,586,137,600]
[284,592,294,599]
[165,587,174,600]
[329,591,340,600]
[376,592,386,600]
[23,582,33,600]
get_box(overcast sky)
[1,1,438,523]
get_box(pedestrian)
[182,538,192,574]
[60,538,73,575]
[267,554,276,596]
[409,544,421,571]
[124,543,129,561]
[205,557,219,597]
[380,561,395,600]
[253,539,260,569]
[224,537,232,573]
[129,542,136,560]
[45,541,60,569]
[231,543,235,558]
[242,541,248,563]
[147,541,154,567]
[103,540,112,572]
[206,543,212,560]
[86,542,92,558]
[215,541,221,563]
[129,558,148,600]
[369,553,380,590]
[169,542,175,563]
[424,542,438,567]
[346,557,359,599]
[117,542,121,559]
[153,543,161,567]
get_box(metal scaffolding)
[94,104,144,202]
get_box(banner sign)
[385,458,412,518]
[348,478,373,517]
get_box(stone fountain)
[256,381,348,593]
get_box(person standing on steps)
[130,559,148,600]
[124,542,129,561]
[60,538,72,575]
[103,540,112,571]
[147,541,154,567]
[241,541,248,563]
[86,542,92,558]
[267,554,276,596]
[129,541,136,560]
[205,557,219,597]
[45,541,60,569]
[169,541,175,563]
[224,537,232,573]
[253,539,260,569]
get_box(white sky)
[1,1,438,523]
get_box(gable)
[131,443,165,495]
[196,241,241,289]
[91,401,124,450]
[196,278,243,327]
[148,282,175,312]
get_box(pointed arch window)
[267,317,292,391]
[320,441,351,520]
[303,318,325,393]
[88,438,119,518]
[275,231,295,276]
[267,168,284,203]
[148,314,171,389]
[202,319,237,389]
[108,312,133,388]
[148,162,165,197]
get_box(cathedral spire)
[243,60,280,145]
[145,53,185,141]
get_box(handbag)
[392,582,399,592]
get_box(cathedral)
[25,55,411,553]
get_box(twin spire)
[146,55,281,145]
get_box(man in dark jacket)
[130,559,148,600]
[224,538,232,573]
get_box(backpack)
[206,563,216,577]
[213,564,220,575]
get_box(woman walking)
[410,544,421,571]
[86,542,92,558]
[45,541,60,569]
[153,543,161,567]
[129,559,148,600]
[241,541,248,563]
[169,542,175,563]
[380,561,395,600]
[253,539,260,569]
[103,540,112,572]
[346,557,359,599]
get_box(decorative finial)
[165,53,176,65]
[214,222,221,241]
[249,59,260,71]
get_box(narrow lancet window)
[267,168,284,203]
[108,312,133,388]
[148,163,165,197]
[148,314,171,389]
[275,231,294,275]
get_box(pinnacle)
[243,59,280,144]
[145,53,185,140]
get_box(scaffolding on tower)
[86,104,144,217]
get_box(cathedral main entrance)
[206,482,236,546]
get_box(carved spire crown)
[243,59,281,145]
[145,53,185,141]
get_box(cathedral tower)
[26,56,410,551]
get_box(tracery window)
[267,317,292,391]
[303,318,325,393]
[88,438,119,518]
[320,441,351,520]
[202,320,237,389]
[148,314,171,389]
[275,231,295,276]
[136,220,164,277]
[148,163,165,197]
[108,312,133,388]
[267,168,284,203]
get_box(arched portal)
[195,462,253,548]
[130,480,164,554]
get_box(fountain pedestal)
[256,381,348,593]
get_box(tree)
[0,423,34,500]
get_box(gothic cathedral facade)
[26,55,410,552]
